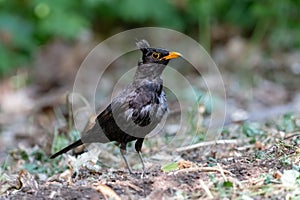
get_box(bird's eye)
[152,52,160,59]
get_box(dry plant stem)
[217,163,227,182]
[284,132,300,140]
[66,92,73,132]
[235,144,255,151]
[71,92,92,128]
[72,92,91,108]
[176,139,238,152]
[199,179,213,199]
[248,184,297,190]
[227,176,243,189]
[172,166,232,176]
[114,180,144,192]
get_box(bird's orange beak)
[162,51,182,60]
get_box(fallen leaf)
[92,181,121,200]
[0,173,19,194]
[161,162,178,172]
[177,160,195,169]
[0,169,39,194]
[17,169,39,192]
[273,171,282,179]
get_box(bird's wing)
[82,82,164,142]
[107,82,163,137]
[127,83,160,126]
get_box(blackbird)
[50,40,181,174]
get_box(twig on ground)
[235,144,255,151]
[114,180,144,192]
[176,139,238,152]
[66,92,74,132]
[217,163,227,182]
[284,131,300,140]
[199,179,213,199]
[170,166,232,176]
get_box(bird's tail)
[50,139,83,159]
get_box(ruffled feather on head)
[136,39,150,52]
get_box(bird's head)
[136,40,181,65]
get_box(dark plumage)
[50,40,181,174]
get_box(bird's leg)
[137,151,146,174]
[120,145,133,174]
[135,138,146,175]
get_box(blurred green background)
[0,0,299,76]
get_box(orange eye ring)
[152,52,160,59]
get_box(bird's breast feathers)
[129,82,167,124]
[111,81,168,135]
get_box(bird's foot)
[126,170,148,179]
[128,167,133,175]
[141,171,145,179]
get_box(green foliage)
[223,181,233,188]
[0,157,9,173]
[119,0,183,29]
[0,0,90,76]
[242,122,265,138]
[277,113,297,132]
[161,162,179,172]
[4,148,67,176]
[294,165,300,172]
[263,174,274,185]
[254,150,267,159]
[22,149,67,175]
[51,129,81,155]
[1,0,300,75]
[211,178,235,198]
[184,0,300,50]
